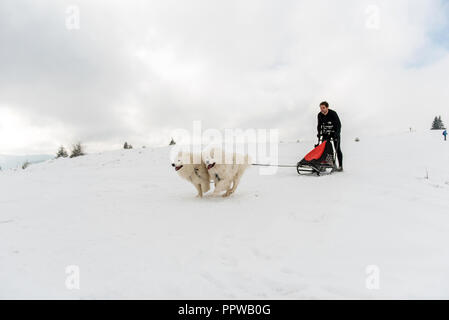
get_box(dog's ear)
[179,151,190,165]
[245,154,251,165]
[201,148,212,162]
[192,153,202,165]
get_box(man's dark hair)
[320,101,329,108]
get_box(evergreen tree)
[56,146,68,158]
[431,116,438,129]
[22,161,30,170]
[169,138,176,146]
[438,116,446,129]
[70,142,85,158]
[431,116,444,130]
[124,142,133,149]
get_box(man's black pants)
[333,136,343,168]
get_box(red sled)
[297,138,338,175]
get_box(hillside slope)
[1,131,448,299]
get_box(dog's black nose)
[171,163,175,167]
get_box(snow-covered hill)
[1,131,448,299]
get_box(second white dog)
[202,148,251,197]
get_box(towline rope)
[251,163,297,168]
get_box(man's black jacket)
[317,109,341,137]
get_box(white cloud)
[0,0,448,154]
[0,106,68,154]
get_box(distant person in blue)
[443,129,447,141]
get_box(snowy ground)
[1,131,449,299]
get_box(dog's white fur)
[172,151,211,197]
[202,148,251,197]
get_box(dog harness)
[194,168,201,179]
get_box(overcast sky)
[0,0,448,154]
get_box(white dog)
[172,151,211,197]
[202,148,251,197]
